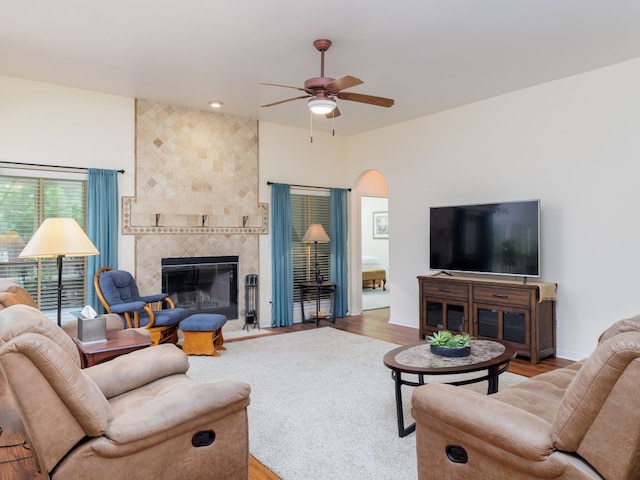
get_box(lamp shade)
[19,218,99,258]
[302,224,330,243]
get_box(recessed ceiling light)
[209,100,223,108]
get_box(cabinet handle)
[439,288,450,292]
[492,294,508,298]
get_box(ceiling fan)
[260,39,394,118]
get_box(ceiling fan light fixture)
[208,100,223,108]
[308,97,336,115]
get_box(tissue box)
[77,315,107,343]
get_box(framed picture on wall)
[373,211,389,239]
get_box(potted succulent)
[427,330,472,357]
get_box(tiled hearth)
[124,100,267,329]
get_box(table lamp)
[19,218,99,326]
[302,223,330,283]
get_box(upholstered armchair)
[95,267,188,345]
[411,314,640,480]
[0,304,251,479]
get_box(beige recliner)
[412,314,640,480]
[0,304,251,479]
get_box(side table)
[73,329,152,368]
[299,282,337,326]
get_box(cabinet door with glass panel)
[419,279,470,339]
[473,303,531,352]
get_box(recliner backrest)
[98,269,143,305]
[553,331,640,480]
[0,307,114,473]
[0,279,37,310]
[0,304,80,366]
[597,313,640,343]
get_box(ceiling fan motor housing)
[304,77,335,94]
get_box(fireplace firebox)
[161,256,238,319]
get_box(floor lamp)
[302,223,330,284]
[19,218,99,326]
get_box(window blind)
[291,191,331,303]
[0,175,87,318]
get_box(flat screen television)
[429,200,540,277]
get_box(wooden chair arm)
[142,304,156,329]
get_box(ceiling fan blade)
[326,106,341,119]
[261,95,310,108]
[260,82,308,93]
[326,75,363,93]
[337,91,394,107]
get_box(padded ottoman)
[179,313,227,356]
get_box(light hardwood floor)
[1,308,571,480]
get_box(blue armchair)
[95,267,188,345]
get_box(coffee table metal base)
[391,362,509,437]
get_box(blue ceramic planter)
[430,344,471,358]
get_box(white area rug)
[187,328,525,480]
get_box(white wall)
[258,122,349,324]
[347,57,640,360]
[0,75,136,271]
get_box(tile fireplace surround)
[123,100,267,330]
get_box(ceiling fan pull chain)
[332,113,335,136]
[310,111,314,143]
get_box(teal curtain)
[330,188,349,317]
[86,169,119,311]
[271,183,294,326]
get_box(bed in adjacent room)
[362,255,387,290]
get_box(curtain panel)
[86,168,119,311]
[330,188,349,317]
[271,183,294,326]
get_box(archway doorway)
[356,171,389,311]
[361,196,389,310]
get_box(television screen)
[429,200,540,277]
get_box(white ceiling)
[3,1,640,136]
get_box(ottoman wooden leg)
[213,328,226,351]
[182,331,218,356]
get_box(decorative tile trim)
[122,197,269,235]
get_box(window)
[291,191,331,303]
[0,174,88,320]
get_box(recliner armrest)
[109,301,147,314]
[85,344,189,398]
[412,384,554,461]
[99,380,251,451]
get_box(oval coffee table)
[383,339,516,437]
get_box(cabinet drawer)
[473,285,531,307]
[422,281,468,300]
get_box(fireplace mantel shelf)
[121,198,269,235]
